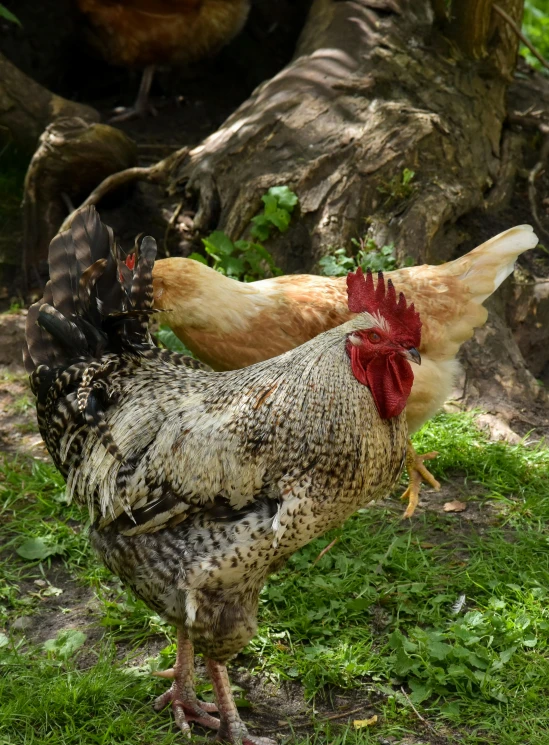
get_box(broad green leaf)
[43,629,87,659]
[427,640,452,661]
[408,679,431,704]
[265,208,291,233]
[0,633,9,648]
[188,252,208,265]
[261,194,278,213]
[16,537,65,561]
[155,325,194,356]
[268,185,299,212]
[202,231,234,256]
[250,215,271,241]
[347,597,374,612]
[223,256,246,277]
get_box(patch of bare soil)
[0,312,47,460]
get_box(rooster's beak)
[403,347,421,365]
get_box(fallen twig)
[312,536,339,565]
[400,686,436,732]
[527,130,549,242]
[59,148,189,232]
[163,201,184,257]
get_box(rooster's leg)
[206,659,276,745]
[400,439,441,519]
[110,65,157,122]
[153,628,220,733]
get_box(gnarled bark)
[167,0,523,270]
[0,52,98,153]
[22,118,138,279]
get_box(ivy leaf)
[188,252,208,265]
[16,537,65,561]
[267,186,299,212]
[266,208,292,233]
[250,215,272,241]
[202,231,234,256]
[223,256,246,277]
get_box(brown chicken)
[152,225,538,517]
[76,0,250,120]
[24,206,421,742]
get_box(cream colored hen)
[153,225,538,516]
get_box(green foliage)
[521,0,549,72]
[390,596,542,704]
[249,185,299,242]
[189,186,298,282]
[154,324,195,356]
[195,231,281,282]
[319,238,413,277]
[0,3,21,26]
[43,630,87,661]
[16,536,65,561]
[3,411,549,743]
[377,168,416,207]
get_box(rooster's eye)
[368,331,382,344]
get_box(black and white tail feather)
[24,208,158,476]
[23,207,182,487]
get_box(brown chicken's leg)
[400,439,441,519]
[206,659,276,745]
[153,628,220,733]
[111,65,157,122]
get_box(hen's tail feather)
[450,225,538,303]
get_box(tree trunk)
[168,0,522,267]
[22,118,138,278]
[0,53,99,153]
[163,0,548,428]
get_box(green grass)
[1,412,549,743]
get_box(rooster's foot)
[110,100,157,123]
[400,440,440,519]
[153,681,220,732]
[216,720,276,745]
[207,659,276,745]
[153,630,220,733]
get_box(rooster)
[24,207,421,743]
[152,225,538,518]
[76,0,250,120]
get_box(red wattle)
[350,346,413,420]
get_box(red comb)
[346,267,421,346]
[125,253,136,271]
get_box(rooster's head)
[345,268,421,419]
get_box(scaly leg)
[153,628,220,734]
[401,440,440,518]
[206,659,276,745]
[110,65,157,122]
[400,439,440,519]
